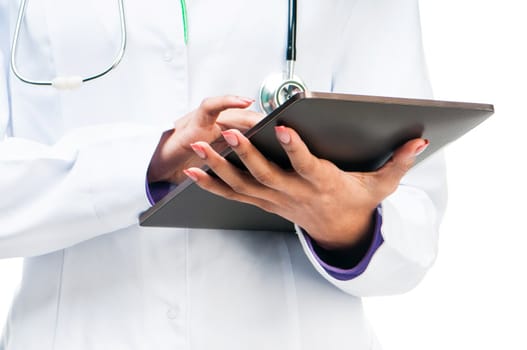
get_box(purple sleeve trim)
[145,181,172,206]
[303,208,384,281]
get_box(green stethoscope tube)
[10,0,189,89]
[180,0,189,45]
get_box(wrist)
[147,129,191,183]
[306,209,379,270]
[312,208,376,251]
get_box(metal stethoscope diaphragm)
[259,0,307,114]
[10,0,306,113]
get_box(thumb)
[196,96,255,127]
[373,138,429,196]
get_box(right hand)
[147,95,263,184]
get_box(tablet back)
[140,92,494,231]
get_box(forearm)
[0,124,163,258]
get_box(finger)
[183,167,277,214]
[189,141,277,199]
[217,109,265,131]
[373,138,429,196]
[274,126,327,183]
[221,129,288,190]
[197,96,255,127]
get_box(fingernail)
[275,126,291,144]
[222,130,239,147]
[183,169,198,182]
[415,140,430,156]
[237,96,255,104]
[190,143,207,159]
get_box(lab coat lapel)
[43,0,120,78]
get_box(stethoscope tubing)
[10,0,127,87]
[286,0,297,62]
[11,0,305,112]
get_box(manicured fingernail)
[237,96,254,104]
[415,140,430,156]
[222,130,239,147]
[183,169,198,182]
[190,143,207,159]
[275,126,291,144]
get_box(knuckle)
[393,159,413,176]
[200,176,217,191]
[222,189,240,201]
[294,158,315,176]
[231,182,250,195]
[384,156,411,178]
[236,148,250,161]
[199,97,212,110]
[254,170,274,186]
[206,156,221,169]
[258,201,275,214]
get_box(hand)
[147,96,263,184]
[183,126,429,250]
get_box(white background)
[1,1,526,349]
[364,0,527,349]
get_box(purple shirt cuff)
[146,181,172,205]
[303,208,384,281]
[146,181,383,281]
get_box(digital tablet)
[139,91,494,231]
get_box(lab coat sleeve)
[0,125,164,259]
[295,0,448,296]
[0,44,164,258]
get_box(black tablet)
[139,91,494,231]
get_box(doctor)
[0,0,447,349]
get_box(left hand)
[183,126,429,250]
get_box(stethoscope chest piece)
[259,72,306,114]
[259,0,306,114]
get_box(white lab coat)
[0,0,447,349]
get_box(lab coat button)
[166,306,180,320]
[163,50,174,62]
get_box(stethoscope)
[10,0,127,90]
[10,0,306,113]
[258,0,307,114]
